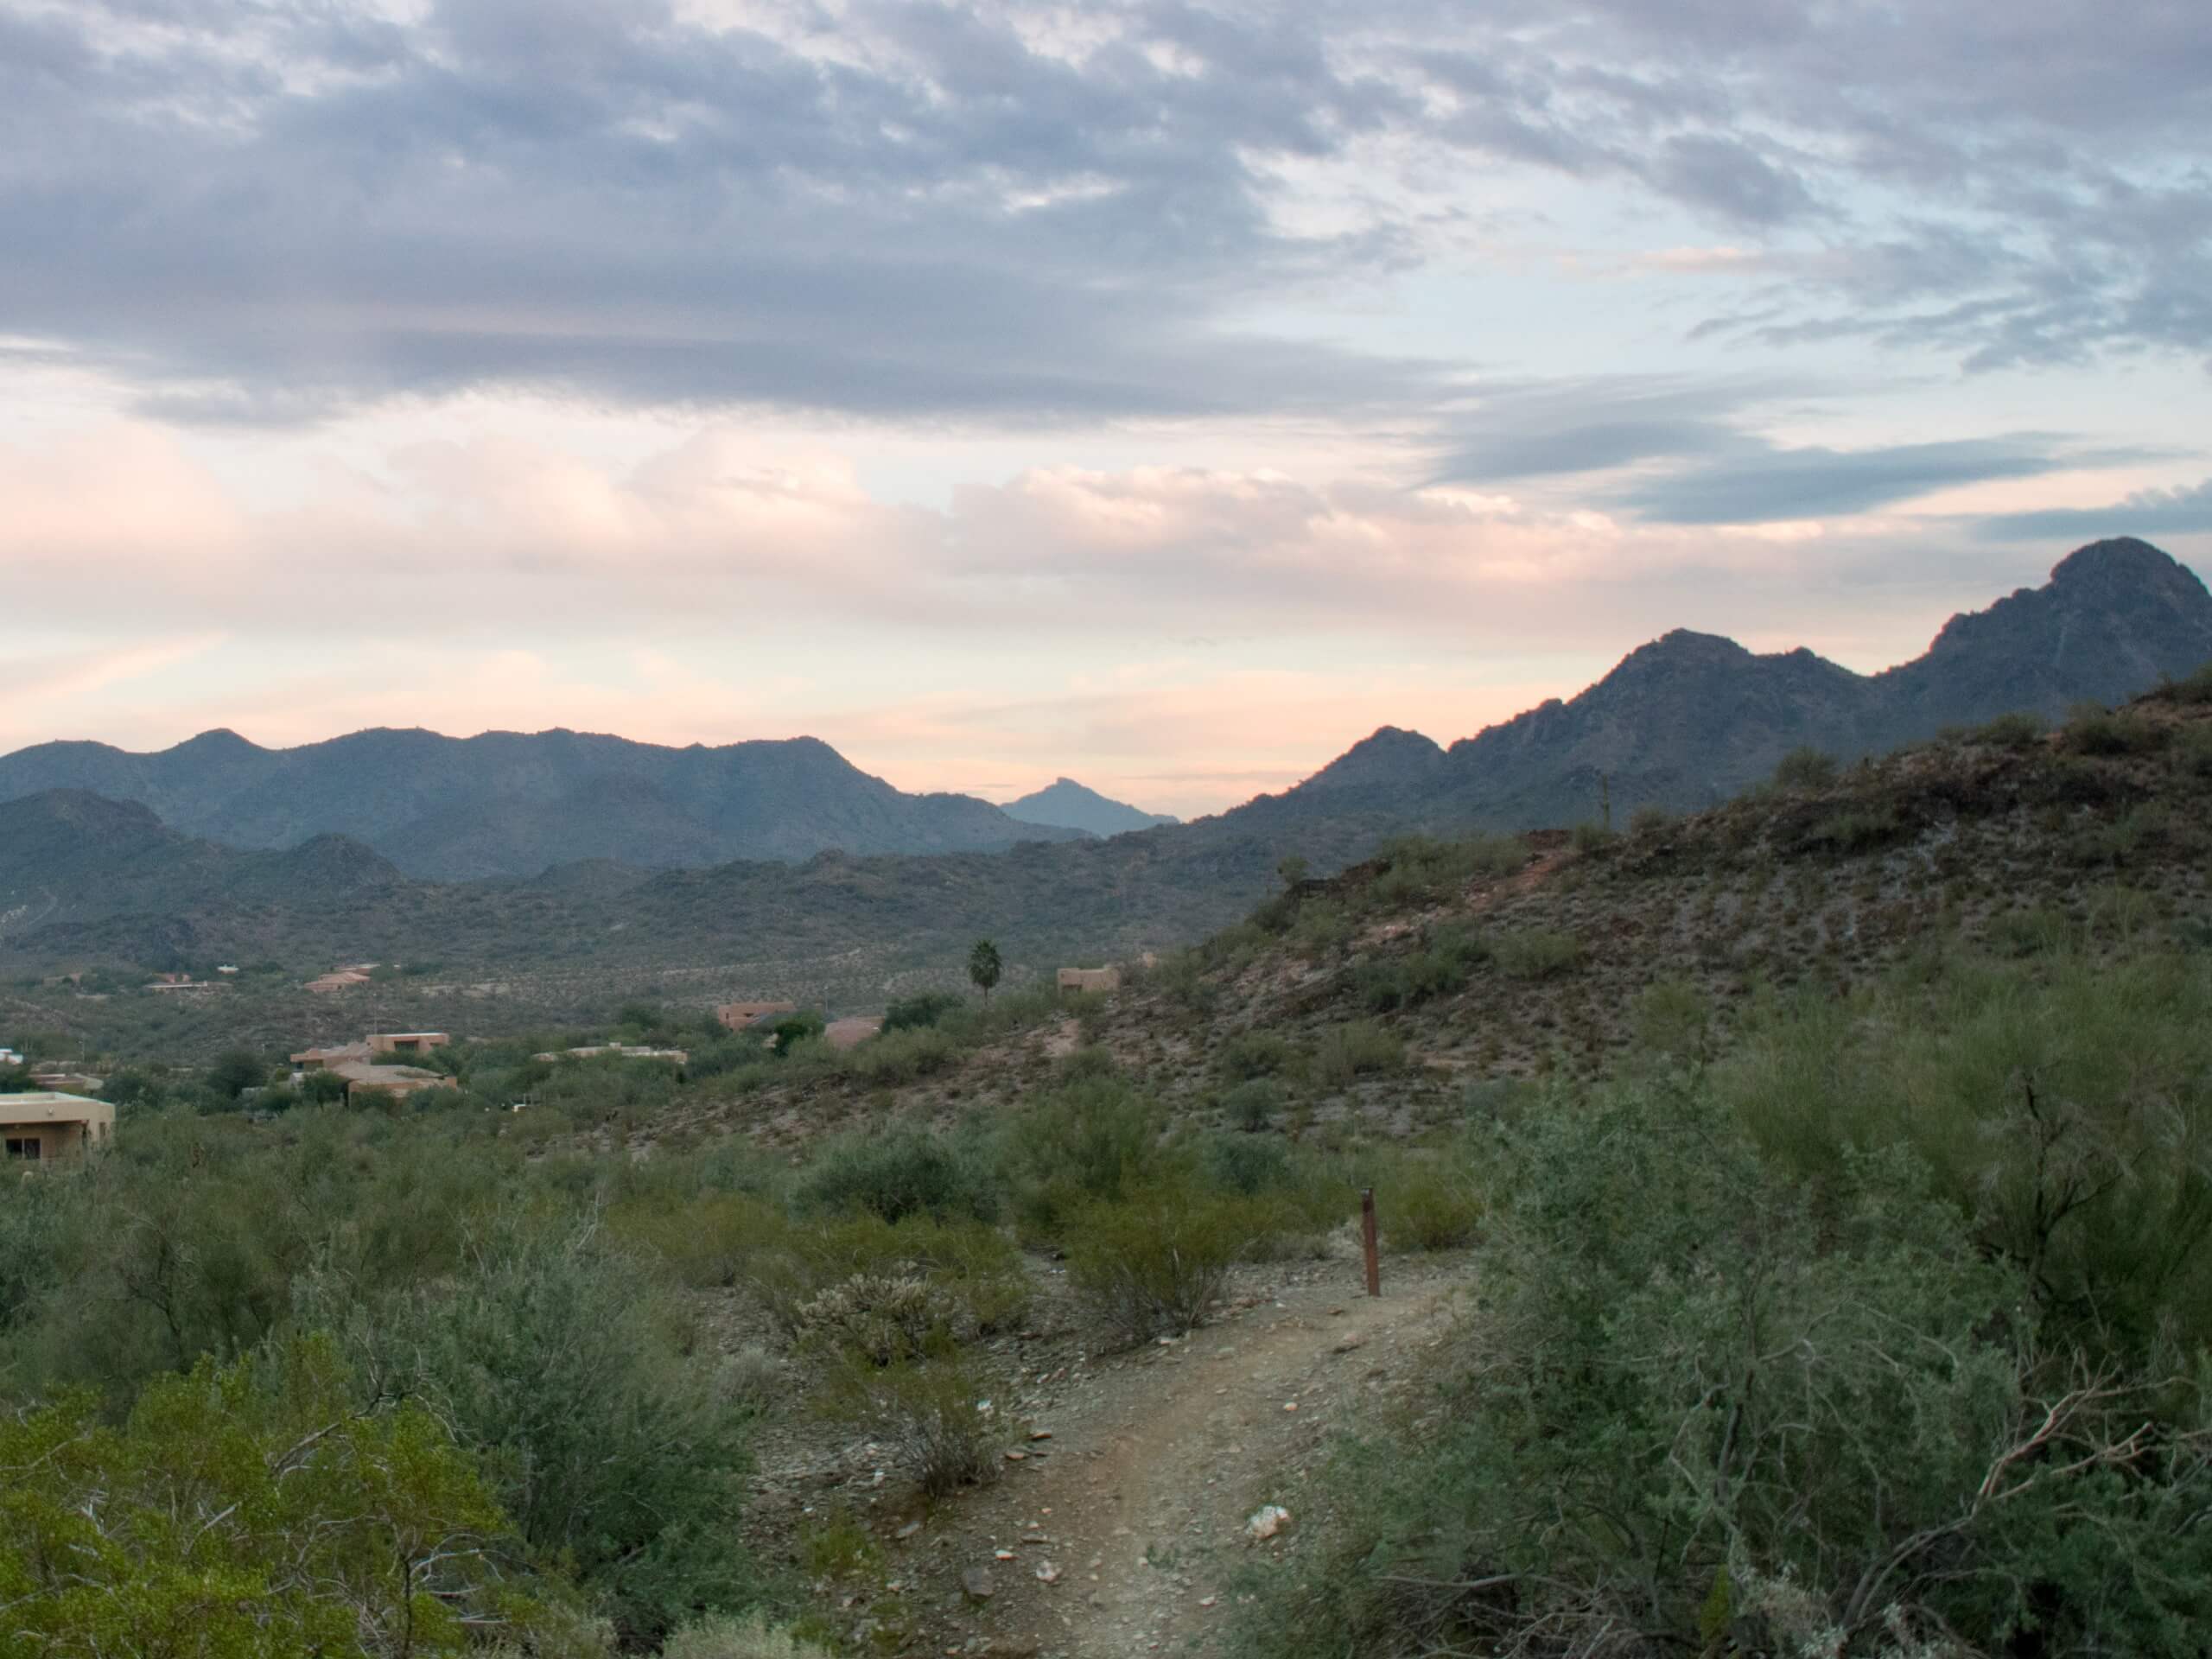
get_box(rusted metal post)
[1361,1187,1381,1297]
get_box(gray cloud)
[1617,437,2084,524]
[1975,478,2212,542]
[0,0,2208,427]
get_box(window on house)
[5,1136,40,1160]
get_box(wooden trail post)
[1361,1187,1380,1297]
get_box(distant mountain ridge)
[1216,537,2212,833]
[0,537,2204,976]
[1001,778,1179,836]
[0,727,1084,880]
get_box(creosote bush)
[823,1357,1002,1496]
[1771,745,1840,790]
[1065,1191,1251,1344]
[1310,1020,1405,1088]
[1490,927,1585,980]
[2062,702,2170,755]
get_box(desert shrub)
[0,1336,584,1653]
[1355,925,1484,1011]
[2179,723,2212,778]
[2063,702,2169,755]
[2065,802,2171,868]
[608,1190,791,1289]
[1200,1130,1296,1198]
[662,1614,836,1659]
[823,1357,1001,1496]
[1974,709,2048,747]
[1490,927,1584,980]
[1310,1020,1404,1089]
[1627,802,1673,837]
[1804,804,1904,853]
[795,1270,963,1366]
[1717,952,2212,1359]
[743,1211,1027,1339]
[1770,746,1839,790]
[1569,819,1615,854]
[1465,833,1533,878]
[2152,660,2212,704]
[843,1026,957,1085]
[1065,1192,1251,1344]
[1217,1029,1295,1081]
[1235,1081,2212,1659]
[1289,899,1354,960]
[1223,1077,1281,1131]
[1987,904,2075,957]
[798,1125,998,1225]
[1057,1042,1118,1082]
[1631,976,1710,1061]
[881,990,963,1033]
[331,1218,759,1641]
[1376,1154,1482,1252]
[1001,1077,1167,1238]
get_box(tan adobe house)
[327,1062,446,1103]
[369,1032,449,1056]
[1058,966,1121,995]
[716,1001,798,1031]
[290,1042,373,1071]
[306,971,372,994]
[3,1093,115,1164]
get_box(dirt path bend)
[935,1263,1460,1658]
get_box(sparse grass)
[1311,1020,1405,1088]
[1491,928,1585,980]
[1771,747,1840,790]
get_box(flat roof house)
[1058,966,1121,995]
[369,1032,450,1055]
[2,1092,115,1166]
[716,1001,798,1031]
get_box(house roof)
[0,1092,114,1126]
[291,1042,372,1065]
[328,1062,445,1090]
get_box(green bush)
[1217,1029,1295,1081]
[1631,976,1710,1061]
[1001,1077,1167,1238]
[1569,819,1615,854]
[798,1125,998,1225]
[1490,927,1584,980]
[1354,925,1484,1011]
[1235,1082,2212,1659]
[1065,1192,1251,1344]
[1376,1154,1482,1252]
[1973,709,2048,747]
[1716,953,2212,1359]
[323,1217,759,1641]
[1223,1077,1281,1131]
[1770,746,1839,790]
[1804,804,1904,853]
[881,990,963,1033]
[2153,661,2212,704]
[1310,1020,1405,1089]
[1627,802,1673,837]
[2062,702,2169,755]
[842,1026,957,1085]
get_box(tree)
[967,939,1002,1007]
[205,1048,270,1101]
[1276,854,1309,889]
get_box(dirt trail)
[931,1264,1459,1657]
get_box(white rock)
[1246,1504,1292,1542]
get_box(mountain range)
[1001,779,1179,836]
[0,728,1085,880]
[1,537,2208,988]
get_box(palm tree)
[967,938,1003,1007]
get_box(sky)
[3,0,2209,817]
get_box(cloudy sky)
[3,0,2209,815]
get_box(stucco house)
[1058,966,1122,995]
[328,1061,446,1103]
[2,1092,115,1164]
[369,1032,450,1056]
[716,1001,798,1031]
